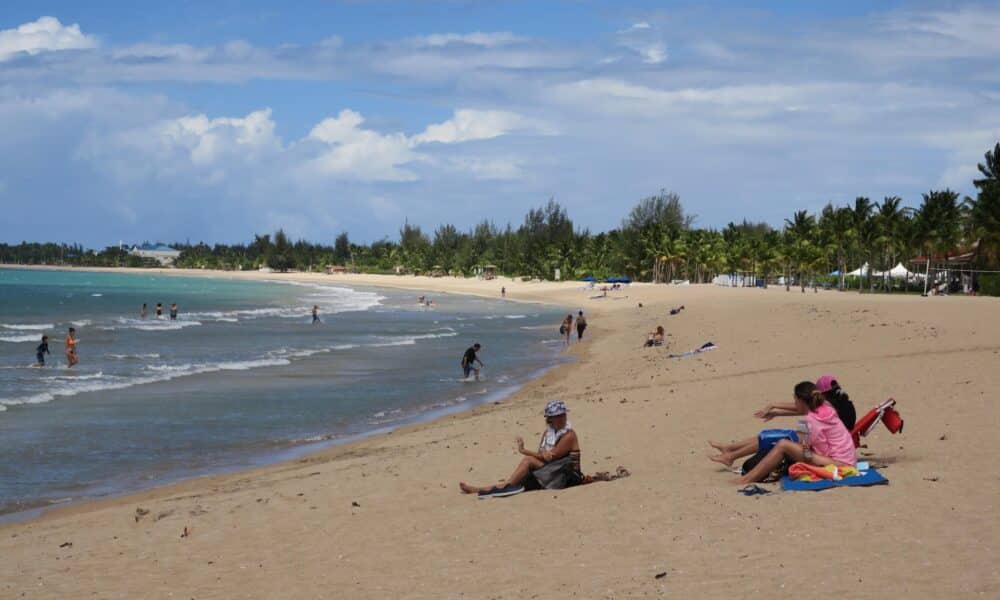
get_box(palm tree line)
[3,143,998,293]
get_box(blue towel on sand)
[781,468,888,491]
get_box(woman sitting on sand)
[643,326,665,347]
[460,400,582,498]
[707,376,856,467]
[723,382,856,485]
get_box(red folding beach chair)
[851,398,904,448]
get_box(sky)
[1,0,998,247]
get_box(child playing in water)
[36,335,50,366]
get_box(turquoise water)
[0,269,566,516]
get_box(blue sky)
[1,1,997,247]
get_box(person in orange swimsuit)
[65,327,79,368]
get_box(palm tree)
[850,197,875,290]
[968,142,1000,267]
[874,196,905,291]
[784,210,817,292]
[915,190,962,295]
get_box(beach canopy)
[606,276,632,284]
[874,262,920,279]
[846,263,869,277]
[581,275,597,282]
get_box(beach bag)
[559,325,566,335]
[531,455,584,490]
[758,429,798,453]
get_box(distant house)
[129,243,181,266]
[326,265,348,274]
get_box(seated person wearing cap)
[460,400,582,498]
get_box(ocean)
[0,268,566,517]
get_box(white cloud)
[305,109,420,182]
[638,42,667,64]
[0,16,96,62]
[414,32,523,48]
[413,109,544,145]
[449,157,522,180]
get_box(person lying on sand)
[669,305,685,315]
[460,400,582,498]
[707,376,857,467]
[643,326,665,347]
[722,382,856,485]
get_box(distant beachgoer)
[575,310,587,340]
[459,400,582,498]
[155,303,163,319]
[169,303,178,320]
[560,314,573,345]
[35,335,50,366]
[418,296,425,305]
[311,305,321,324]
[65,327,78,368]
[501,287,506,298]
[140,303,148,320]
[669,305,685,315]
[461,343,484,380]
[644,326,665,347]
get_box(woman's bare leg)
[708,437,755,453]
[708,439,758,466]
[459,456,544,494]
[736,439,805,484]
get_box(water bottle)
[796,419,810,448]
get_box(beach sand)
[2,269,998,598]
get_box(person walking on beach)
[35,335,50,367]
[575,310,587,341]
[169,303,178,320]
[155,303,163,319]
[560,314,573,346]
[461,343,484,380]
[311,305,321,324]
[501,286,506,298]
[64,327,78,368]
[140,303,148,320]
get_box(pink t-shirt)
[806,403,856,465]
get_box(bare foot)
[459,482,478,494]
[732,477,751,486]
[708,453,734,467]
[708,440,727,452]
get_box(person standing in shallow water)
[140,303,148,320]
[64,327,79,368]
[169,303,178,320]
[575,310,587,341]
[461,343,484,380]
[311,305,321,324]
[155,303,163,319]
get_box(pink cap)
[815,375,837,393]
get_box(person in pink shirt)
[735,381,856,485]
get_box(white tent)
[873,262,922,279]
[846,263,869,277]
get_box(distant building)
[129,243,181,266]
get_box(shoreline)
[0,267,576,524]
[2,267,998,597]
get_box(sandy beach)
[2,268,998,598]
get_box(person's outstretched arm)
[753,403,803,421]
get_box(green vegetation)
[3,143,998,294]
